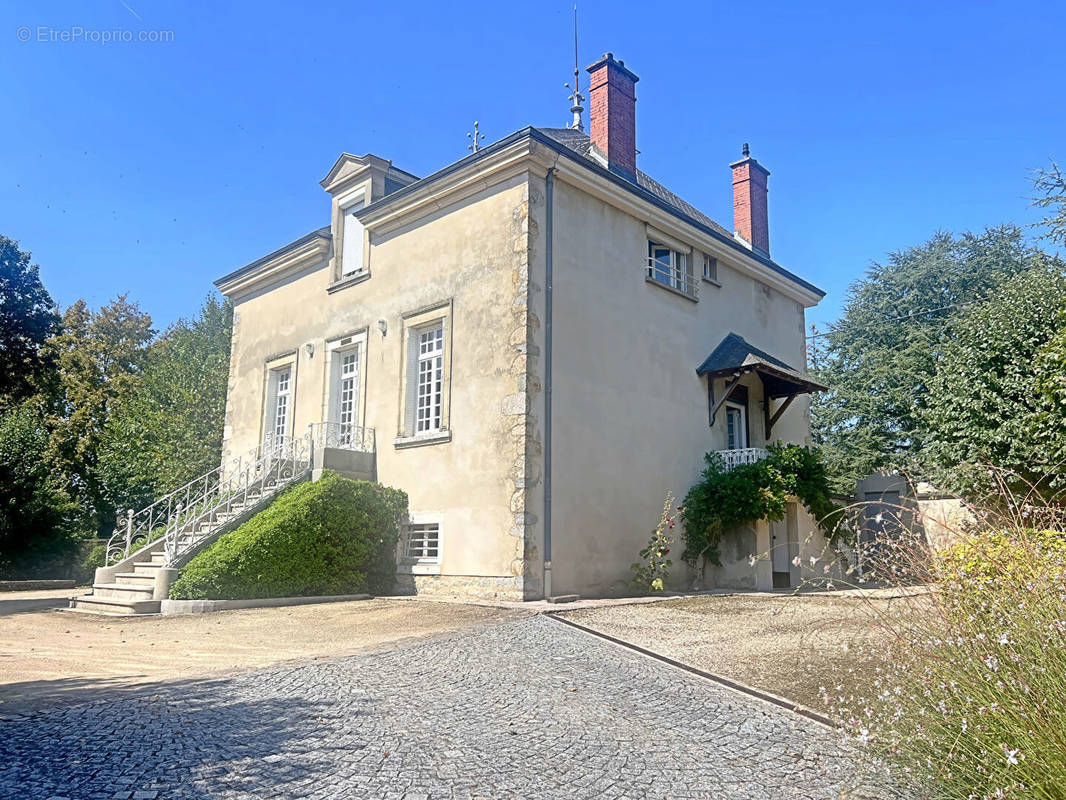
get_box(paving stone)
[0,616,898,799]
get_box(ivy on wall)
[680,444,841,567]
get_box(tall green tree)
[921,264,1066,498]
[42,296,155,535]
[0,236,59,406]
[0,402,78,577]
[98,295,233,510]
[811,225,1050,493]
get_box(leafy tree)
[0,402,78,577]
[811,226,1049,493]
[1033,160,1066,246]
[41,296,155,535]
[98,296,233,510]
[921,263,1066,498]
[0,236,59,406]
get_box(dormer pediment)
[319,152,392,196]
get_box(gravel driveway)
[1,614,894,799]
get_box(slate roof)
[696,333,826,397]
[537,127,735,241]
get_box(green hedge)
[169,472,407,600]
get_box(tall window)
[270,367,292,443]
[416,325,444,433]
[335,349,359,443]
[341,199,366,276]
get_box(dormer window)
[341,197,366,277]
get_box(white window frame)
[647,239,696,298]
[414,323,444,435]
[339,189,367,278]
[396,302,452,448]
[265,363,295,446]
[725,400,747,450]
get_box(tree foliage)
[98,296,232,511]
[810,226,1050,493]
[920,264,1066,497]
[39,296,155,535]
[680,444,839,567]
[0,402,78,577]
[0,236,59,405]
[1033,160,1066,246]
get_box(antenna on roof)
[467,121,485,153]
[564,6,584,131]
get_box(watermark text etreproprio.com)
[16,26,175,44]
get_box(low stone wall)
[394,573,526,602]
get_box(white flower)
[792,555,802,567]
[858,727,870,745]
[1002,745,1020,766]
[998,633,1010,646]
[984,654,1000,672]
[748,554,757,567]
[809,555,817,566]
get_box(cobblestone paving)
[0,615,895,799]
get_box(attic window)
[703,255,719,284]
[341,198,366,277]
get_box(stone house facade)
[215,54,829,601]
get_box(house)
[78,53,830,614]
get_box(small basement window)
[405,522,440,561]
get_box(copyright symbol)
[16,26,31,42]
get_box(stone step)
[114,572,156,586]
[92,583,156,601]
[71,595,161,616]
[133,562,163,576]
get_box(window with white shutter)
[341,199,366,277]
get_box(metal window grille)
[405,522,440,560]
[416,325,444,433]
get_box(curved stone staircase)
[70,434,314,616]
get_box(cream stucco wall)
[222,173,541,600]
[546,176,817,596]
[220,140,823,601]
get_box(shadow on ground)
[0,594,75,618]
[0,671,348,799]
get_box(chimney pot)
[730,146,771,255]
[586,53,639,178]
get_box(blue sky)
[2,0,1063,332]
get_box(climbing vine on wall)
[680,444,841,567]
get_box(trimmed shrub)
[169,472,407,600]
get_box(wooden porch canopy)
[696,333,827,436]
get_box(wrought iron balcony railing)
[716,447,770,471]
[310,421,376,453]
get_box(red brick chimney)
[586,53,639,178]
[730,143,771,255]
